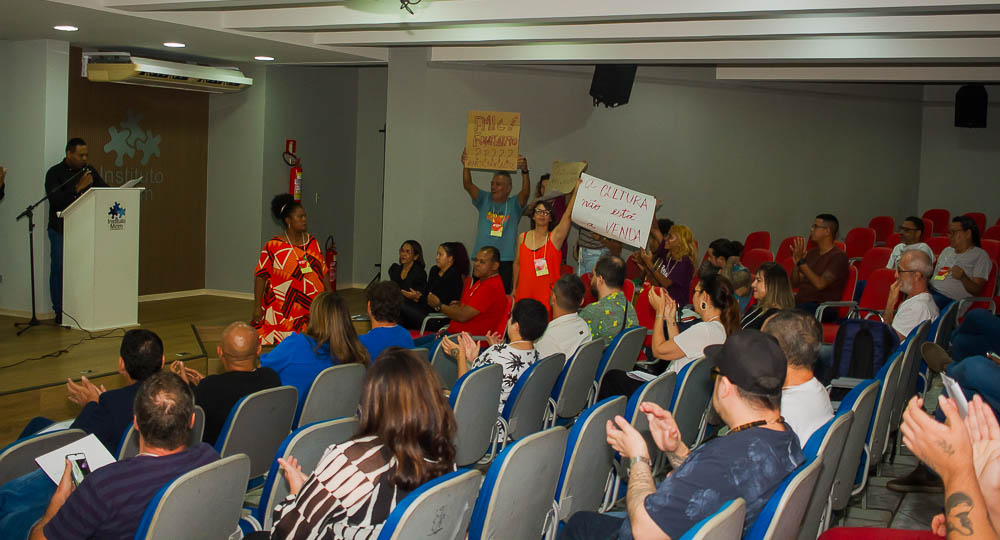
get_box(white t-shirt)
[932,246,992,300]
[534,313,592,364]
[781,377,835,447]
[667,320,726,374]
[892,292,939,339]
[886,242,935,269]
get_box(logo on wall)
[104,110,161,166]
[108,201,126,230]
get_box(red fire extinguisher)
[325,236,337,292]
[284,139,303,202]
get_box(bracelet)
[627,456,652,469]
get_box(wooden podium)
[57,187,144,331]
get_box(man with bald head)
[884,249,939,340]
[170,321,280,445]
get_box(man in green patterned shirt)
[580,255,638,346]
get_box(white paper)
[571,173,655,249]
[35,433,117,484]
[37,419,74,435]
[626,370,657,382]
[120,176,144,188]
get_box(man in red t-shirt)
[428,246,507,336]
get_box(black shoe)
[886,463,944,493]
[922,342,952,373]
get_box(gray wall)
[353,67,388,286]
[381,54,924,271]
[0,40,69,315]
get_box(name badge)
[300,260,314,274]
[933,266,949,280]
[490,222,504,237]
[534,258,549,277]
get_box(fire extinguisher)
[283,140,303,202]
[325,236,337,292]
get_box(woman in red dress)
[513,180,579,316]
[252,194,327,345]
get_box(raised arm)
[461,149,479,201]
[512,232,525,293]
[551,179,581,248]
[516,154,531,207]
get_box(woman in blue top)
[261,292,370,420]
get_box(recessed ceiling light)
[53,25,78,32]
[254,56,275,61]
[163,42,186,48]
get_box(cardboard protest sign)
[547,161,587,194]
[571,173,655,249]
[464,110,520,170]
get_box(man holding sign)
[461,149,530,294]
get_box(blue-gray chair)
[296,363,366,427]
[377,469,482,540]
[449,363,503,466]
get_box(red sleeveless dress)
[514,232,561,317]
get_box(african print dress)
[254,235,327,345]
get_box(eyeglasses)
[896,268,918,274]
[710,366,722,382]
[534,210,551,216]
[809,224,829,230]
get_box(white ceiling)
[3,0,1000,81]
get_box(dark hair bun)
[271,193,297,221]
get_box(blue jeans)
[0,469,56,540]
[577,247,609,276]
[47,228,63,314]
[947,356,1000,414]
[560,511,626,540]
[951,309,1000,363]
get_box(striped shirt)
[44,443,219,540]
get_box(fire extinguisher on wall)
[325,236,337,292]
[283,139,303,202]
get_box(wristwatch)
[627,456,653,468]
[796,258,808,266]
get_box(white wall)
[352,67,388,287]
[381,53,924,271]
[0,40,69,315]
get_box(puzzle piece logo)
[104,110,161,166]
[108,202,126,220]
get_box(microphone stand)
[15,166,90,335]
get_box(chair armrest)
[419,312,450,334]
[856,308,885,322]
[957,297,997,316]
[848,257,864,265]
[815,301,857,321]
[829,377,864,390]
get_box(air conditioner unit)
[82,52,252,94]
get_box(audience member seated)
[762,310,834,446]
[427,246,508,337]
[792,213,850,321]
[704,239,750,309]
[261,291,370,418]
[169,321,281,445]
[942,307,1000,365]
[742,262,795,330]
[627,218,673,282]
[388,240,427,303]
[513,181,578,316]
[635,223,696,306]
[562,330,804,540]
[886,215,936,269]
[359,281,414,359]
[399,241,469,331]
[930,216,991,310]
[255,348,456,539]
[28,372,219,540]
[923,308,1000,416]
[884,249,938,340]
[580,255,639,346]
[535,274,592,362]
[442,298,549,413]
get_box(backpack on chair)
[831,319,900,380]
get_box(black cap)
[704,330,786,395]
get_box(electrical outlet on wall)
[315,193,320,204]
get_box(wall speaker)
[590,65,638,108]
[955,84,988,128]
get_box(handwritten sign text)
[464,110,521,171]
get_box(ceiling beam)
[105,0,344,10]
[312,14,1000,47]
[716,65,1000,81]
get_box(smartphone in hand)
[66,453,91,487]
[941,373,969,419]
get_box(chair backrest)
[468,427,570,540]
[776,236,801,262]
[297,363,366,427]
[745,457,822,540]
[431,336,459,389]
[744,231,771,252]
[119,406,206,460]
[634,284,657,330]
[923,209,950,237]
[551,340,604,420]
[580,272,596,306]
[983,239,1000,266]
[858,247,892,282]
[858,268,896,313]
[253,416,359,529]
[679,498,747,540]
[497,295,515,336]
[868,216,894,245]
[984,225,1000,242]
[554,396,627,521]
[214,385,298,479]
[778,257,795,278]
[409,347,430,362]
[927,236,950,257]
[502,353,564,441]
[885,232,902,250]
[845,228,876,260]
[594,327,646,395]
[377,468,483,540]
[831,266,859,320]
[623,279,636,302]
[835,240,846,253]
[626,372,678,467]
[0,428,87,485]
[932,301,959,349]
[741,248,774,275]
[867,351,905,474]
[830,379,879,511]
[134,454,251,540]
[797,411,854,540]
[450,364,503,466]
[888,321,931,435]
[965,212,987,235]
[669,357,713,448]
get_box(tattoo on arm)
[666,449,687,469]
[946,492,975,536]
[935,439,956,457]
[626,462,657,522]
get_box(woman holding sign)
[513,181,580,316]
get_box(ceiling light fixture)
[53,25,78,32]
[399,0,421,15]
[254,56,275,61]
[163,42,186,48]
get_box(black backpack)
[831,318,900,380]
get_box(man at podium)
[45,138,106,324]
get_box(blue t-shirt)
[473,190,523,261]
[260,332,337,419]
[621,425,804,539]
[359,325,415,361]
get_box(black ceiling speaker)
[955,84,988,128]
[590,65,638,108]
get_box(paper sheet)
[35,433,117,484]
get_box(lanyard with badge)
[533,233,551,277]
[285,233,314,275]
[489,199,510,237]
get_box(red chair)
[927,236,950,258]
[923,209,950,237]
[835,240,847,253]
[580,272,595,306]
[742,248,774,275]
[776,236,801,262]
[964,212,987,235]
[844,228,876,263]
[778,257,795,278]
[815,266,859,343]
[744,231,771,252]
[984,225,1000,242]
[857,247,892,281]
[560,264,574,276]
[885,232,902,250]
[982,239,1000,266]
[922,217,935,239]
[868,216,894,246]
[806,238,817,251]
[623,279,636,303]
[958,261,998,317]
